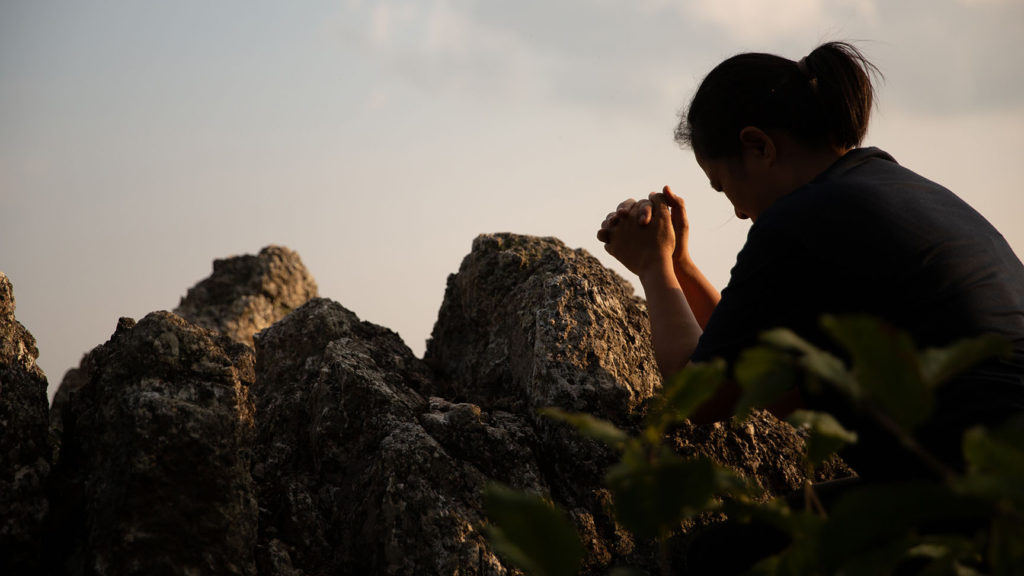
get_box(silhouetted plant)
[484,315,1023,575]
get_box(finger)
[662,185,687,229]
[597,227,610,243]
[616,198,637,213]
[632,199,654,225]
[662,185,683,210]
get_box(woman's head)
[676,42,880,161]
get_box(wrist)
[673,252,698,275]
[638,258,679,290]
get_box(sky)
[1,0,1022,402]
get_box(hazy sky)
[2,0,1022,401]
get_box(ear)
[738,126,776,166]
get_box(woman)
[598,42,1024,481]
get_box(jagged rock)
[423,234,828,571]
[426,233,661,422]
[252,298,514,575]
[25,239,835,575]
[175,245,318,346]
[46,312,258,576]
[0,272,51,575]
[671,411,854,497]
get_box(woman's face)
[695,153,770,221]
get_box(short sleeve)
[691,222,827,364]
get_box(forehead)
[695,154,726,181]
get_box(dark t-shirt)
[690,147,1024,480]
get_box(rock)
[423,234,831,571]
[426,233,661,422]
[0,272,51,575]
[23,239,837,575]
[175,245,318,346]
[46,312,258,576]
[670,411,854,497]
[252,298,514,575]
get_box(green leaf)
[760,327,860,398]
[962,421,1024,480]
[919,334,1013,389]
[818,483,988,574]
[652,359,726,432]
[484,484,584,576]
[903,535,984,576]
[787,410,858,466]
[957,418,1024,505]
[605,451,720,539]
[734,346,799,421]
[820,315,931,431]
[540,407,629,450]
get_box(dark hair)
[676,42,881,159]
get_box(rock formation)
[251,298,512,574]
[19,236,829,575]
[0,272,51,575]
[426,234,660,422]
[174,245,318,346]
[46,313,258,576]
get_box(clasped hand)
[597,185,689,279]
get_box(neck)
[778,138,848,193]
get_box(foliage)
[483,315,1023,575]
[484,483,585,576]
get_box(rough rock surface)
[251,298,517,575]
[31,237,836,575]
[175,245,318,346]
[426,233,661,422]
[0,272,51,575]
[423,234,831,571]
[46,312,258,576]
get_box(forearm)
[639,260,704,378]
[673,255,720,330]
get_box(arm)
[662,186,721,330]
[601,193,703,377]
[638,257,703,377]
[600,187,721,329]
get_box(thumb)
[662,185,685,228]
[662,185,683,209]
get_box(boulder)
[424,234,828,571]
[46,312,258,576]
[426,233,661,422]
[251,298,518,575]
[175,245,318,346]
[0,272,51,575]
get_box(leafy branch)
[483,316,1022,575]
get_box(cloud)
[339,0,544,104]
[681,0,878,43]
[956,0,1021,5]
[334,0,1023,119]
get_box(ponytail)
[800,42,880,150]
[676,41,881,158]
